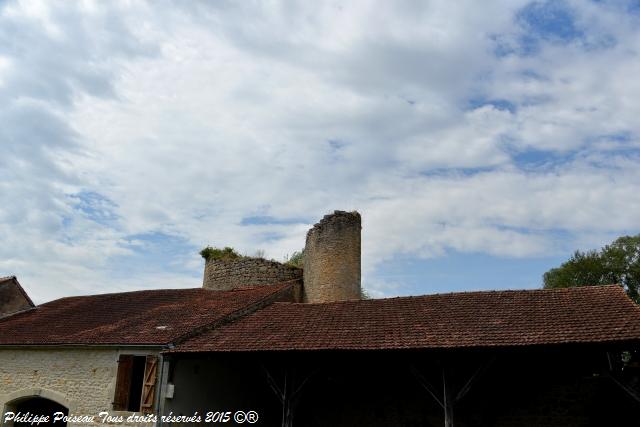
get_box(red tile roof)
[173,285,640,352]
[0,282,296,346]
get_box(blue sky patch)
[493,1,588,57]
[419,165,498,178]
[512,149,568,169]
[372,251,568,296]
[113,231,199,277]
[517,1,583,43]
[241,215,309,226]
[592,0,640,15]
[468,97,517,113]
[69,191,119,225]
[596,131,633,143]
[255,231,286,242]
[327,139,346,151]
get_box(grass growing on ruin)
[284,249,304,268]
[199,246,242,261]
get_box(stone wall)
[0,277,34,319]
[202,257,302,291]
[303,211,361,303]
[0,348,160,426]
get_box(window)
[113,355,158,413]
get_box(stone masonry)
[0,277,34,319]
[202,257,302,291]
[303,210,361,303]
[0,348,160,426]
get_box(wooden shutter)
[140,355,158,414]
[113,355,133,411]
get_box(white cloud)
[1,0,639,301]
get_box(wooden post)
[443,368,453,427]
[411,357,494,427]
[261,362,313,427]
[282,369,293,427]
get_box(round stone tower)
[303,210,361,303]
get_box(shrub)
[285,249,304,268]
[199,246,242,261]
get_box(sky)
[1,0,640,303]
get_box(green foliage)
[543,250,606,288]
[360,288,371,300]
[285,249,305,268]
[199,246,242,261]
[543,235,640,303]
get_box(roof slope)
[0,282,295,346]
[174,285,640,352]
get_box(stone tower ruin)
[303,210,361,303]
[201,210,362,303]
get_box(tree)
[543,235,640,303]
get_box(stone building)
[0,281,298,426]
[1,211,640,427]
[0,276,34,320]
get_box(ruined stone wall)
[202,257,302,291]
[303,211,361,303]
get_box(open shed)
[166,285,640,427]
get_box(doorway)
[9,397,68,427]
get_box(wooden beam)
[260,362,314,427]
[260,362,284,403]
[410,364,444,409]
[605,372,640,404]
[455,356,495,403]
[606,351,615,371]
[291,369,315,406]
[605,351,640,404]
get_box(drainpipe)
[155,353,171,427]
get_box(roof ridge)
[273,284,625,307]
[33,288,204,306]
[169,280,298,346]
[36,282,299,305]
[37,278,302,304]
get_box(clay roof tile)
[173,285,640,352]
